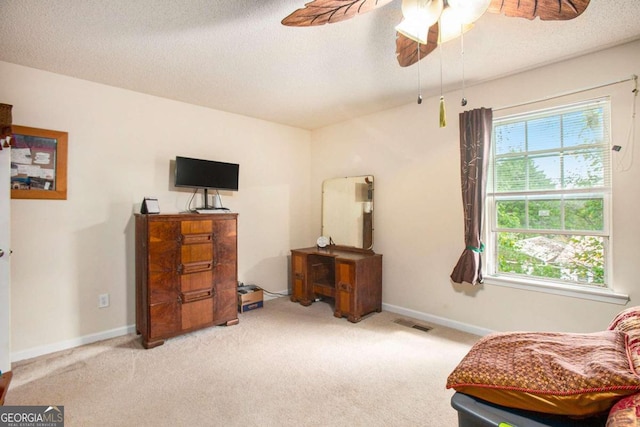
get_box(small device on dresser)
[140,197,160,214]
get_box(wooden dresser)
[135,213,238,348]
[290,246,382,322]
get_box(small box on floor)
[237,285,263,313]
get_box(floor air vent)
[393,318,433,333]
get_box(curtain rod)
[493,74,638,112]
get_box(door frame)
[0,141,11,373]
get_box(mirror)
[322,175,374,250]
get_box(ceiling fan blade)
[396,23,439,67]
[282,0,395,26]
[488,0,590,20]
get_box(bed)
[446,307,640,427]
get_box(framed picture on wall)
[10,125,68,200]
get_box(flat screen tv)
[175,156,239,210]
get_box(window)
[486,99,611,289]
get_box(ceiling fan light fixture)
[396,19,430,44]
[439,7,474,43]
[396,0,443,44]
[283,0,592,68]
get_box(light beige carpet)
[6,297,479,426]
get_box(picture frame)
[10,125,68,200]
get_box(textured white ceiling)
[1,0,639,130]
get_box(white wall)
[311,39,640,334]
[2,39,639,359]
[0,61,312,357]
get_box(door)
[211,218,237,324]
[335,260,355,320]
[0,142,11,373]
[147,220,181,340]
[290,252,308,304]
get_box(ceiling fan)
[282,0,591,67]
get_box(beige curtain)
[450,107,492,285]
[0,104,13,149]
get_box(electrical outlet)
[98,293,110,308]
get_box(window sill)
[483,275,630,305]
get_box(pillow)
[446,330,640,416]
[609,307,640,334]
[606,393,640,427]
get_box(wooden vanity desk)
[290,246,382,322]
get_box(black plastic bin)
[450,393,607,427]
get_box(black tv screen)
[175,156,239,191]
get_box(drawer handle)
[179,260,213,274]
[338,282,352,292]
[181,233,213,245]
[180,288,214,303]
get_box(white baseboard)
[11,325,136,363]
[382,302,494,337]
[10,292,288,362]
[12,299,489,362]
[262,288,289,301]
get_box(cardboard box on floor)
[237,288,263,313]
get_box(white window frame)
[483,98,628,304]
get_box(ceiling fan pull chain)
[417,41,423,104]
[461,25,467,106]
[439,19,446,128]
